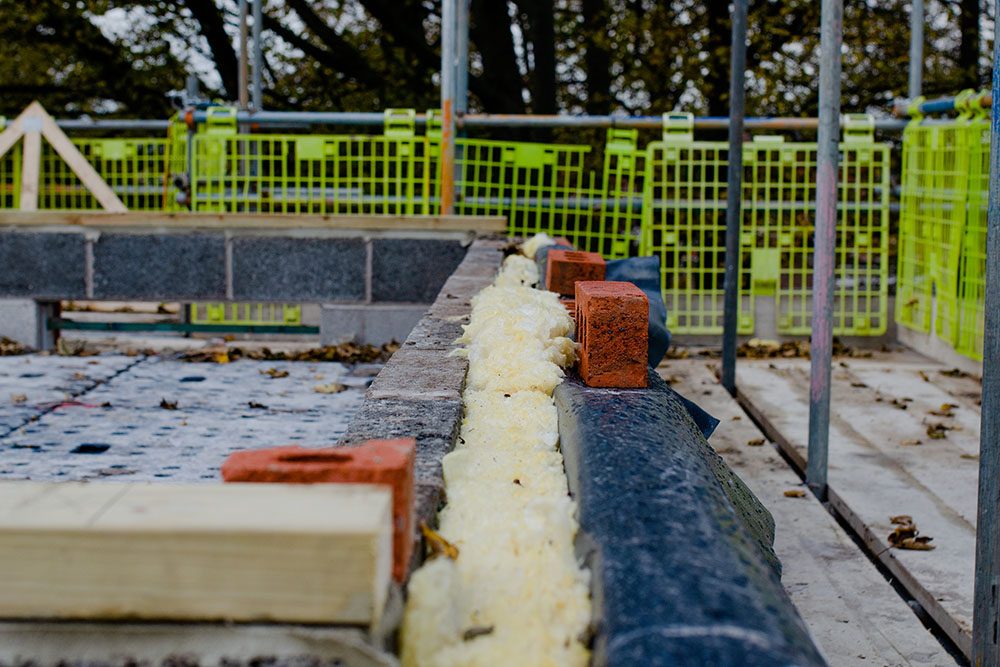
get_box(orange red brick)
[545,249,606,297]
[575,281,649,388]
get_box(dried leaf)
[898,536,936,550]
[260,368,290,379]
[919,371,930,382]
[939,368,969,378]
[10,393,27,405]
[159,398,178,410]
[941,403,959,411]
[960,453,979,460]
[463,626,494,641]
[850,382,868,388]
[421,522,459,560]
[181,342,399,364]
[901,439,922,446]
[313,382,345,394]
[248,401,268,409]
[890,515,913,525]
[747,438,765,447]
[784,489,806,498]
[927,409,955,418]
[926,423,950,439]
[888,524,917,545]
[890,398,909,410]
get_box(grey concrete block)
[366,348,467,401]
[555,370,824,667]
[371,239,467,303]
[93,234,225,300]
[403,316,466,351]
[0,300,58,351]
[233,237,366,301]
[0,233,85,298]
[320,304,427,346]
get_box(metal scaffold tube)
[721,0,748,396]
[971,12,1000,664]
[806,0,843,497]
[252,0,263,111]
[909,0,924,100]
[439,0,457,215]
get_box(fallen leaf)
[248,401,268,409]
[890,398,909,410]
[260,368,290,379]
[851,381,868,388]
[731,415,742,421]
[901,439,922,446]
[10,393,27,405]
[939,368,969,378]
[314,382,345,394]
[463,626,494,641]
[941,403,959,411]
[73,372,86,379]
[899,536,936,550]
[888,517,935,550]
[747,438,765,447]
[784,490,806,498]
[926,423,950,439]
[159,398,178,410]
[421,522,459,560]
[927,409,955,418]
[663,375,680,384]
[919,371,930,382]
[961,453,979,460]
[314,374,324,380]
[890,515,913,525]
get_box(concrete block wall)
[0,227,474,348]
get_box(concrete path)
[659,358,963,667]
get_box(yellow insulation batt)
[401,249,591,667]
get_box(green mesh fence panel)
[0,141,20,209]
[599,129,645,258]
[956,109,990,360]
[896,116,970,344]
[744,129,890,336]
[190,303,302,326]
[190,134,438,215]
[640,138,749,334]
[35,138,173,211]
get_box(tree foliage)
[0,0,992,120]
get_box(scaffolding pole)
[252,0,263,111]
[972,14,1000,664]
[909,0,924,99]
[721,0,747,396]
[238,0,249,110]
[439,0,457,214]
[806,0,843,498]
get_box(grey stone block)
[320,304,427,346]
[371,239,467,303]
[0,300,58,351]
[93,234,225,300]
[555,370,824,667]
[403,316,466,351]
[233,237,366,301]
[0,233,85,298]
[366,348,467,401]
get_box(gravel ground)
[0,353,373,483]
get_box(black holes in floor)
[71,444,110,454]
[18,373,43,378]
[153,473,172,478]
[179,377,206,383]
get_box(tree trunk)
[703,0,731,117]
[184,0,239,100]
[581,0,612,115]
[958,0,980,89]
[470,0,526,113]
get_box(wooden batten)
[0,481,393,626]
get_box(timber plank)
[0,482,392,626]
[0,211,507,232]
[661,360,958,666]
[737,360,975,659]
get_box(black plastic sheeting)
[556,370,826,667]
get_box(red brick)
[575,281,648,388]
[545,249,606,297]
[560,297,576,318]
[221,439,415,582]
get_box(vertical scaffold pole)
[252,0,263,111]
[806,0,843,497]
[456,0,470,121]
[909,0,924,100]
[238,0,249,110]
[721,0,748,396]
[972,14,1000,664]
[440,0,457,215]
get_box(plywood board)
[0,481,392,626]
[736,359,975,658]
[660,360,959,666]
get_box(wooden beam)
[0,482,393,625]
[38,108,126,212]
[18,129,40,212]
[0,211,507,232]
[0,117,24,162]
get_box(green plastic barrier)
[956,93,990,360]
